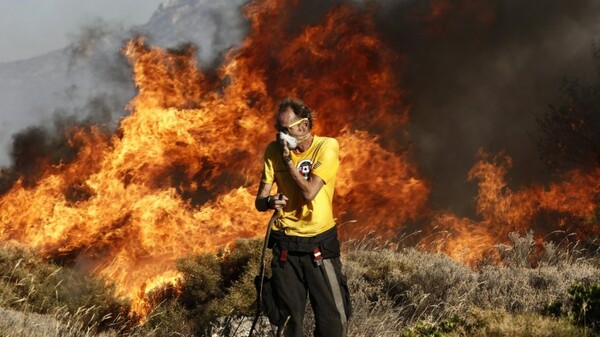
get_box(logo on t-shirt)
[297,159,313,180]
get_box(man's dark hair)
[278,98,314,129]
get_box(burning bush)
[536,47,600,173]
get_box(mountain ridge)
[0,0,249,167]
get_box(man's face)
[276,107,307,138]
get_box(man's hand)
[269,193,288,210]
[279,137,292,163]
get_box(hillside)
[0,0,247,167]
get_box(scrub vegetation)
[0,232,599,337]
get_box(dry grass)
[470,309,587,337]
[0,306,120,337]
[0,231,599,337]
[335,231,600,337]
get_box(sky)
[0,0,164,63]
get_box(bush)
[343,232,600,336]
[175,238,264,334]
[0,244,129,332]
[569,281,600,332]
[1,232,599,336]
[346,242,482,324]
[143,299,193,336]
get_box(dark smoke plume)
[371,0,600,216]
[4,0,600,217]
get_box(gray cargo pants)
[270,247,351,337]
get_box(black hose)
[248,210,279,337]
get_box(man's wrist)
[266,195,273,209]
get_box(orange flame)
[434,150,600,263]
[0,0,598,318]
[0,0,428,317]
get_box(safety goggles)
[275,117,308,133]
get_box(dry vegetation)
[0,232,599,337]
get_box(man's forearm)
[255,196,270,212]
[285,159,321,201]
[255,181,273,212]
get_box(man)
[255,98,351,337]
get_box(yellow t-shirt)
[261,135,339,237]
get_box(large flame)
[434,150,600,263]
[0,0,598,318]
[0,0,428,316]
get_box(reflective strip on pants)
[322,259,348,337]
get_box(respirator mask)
[278,132,299,149]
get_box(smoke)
[67,18,122,68]
[0,18,132,170]
[134,0,250,67]
[3,0,600,217]
[0,0,251,169]
[6,124,78,190]
[369,0,600,216]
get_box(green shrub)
[541,300,563,318]
[569,281,600,332]
[175,238,263,333]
